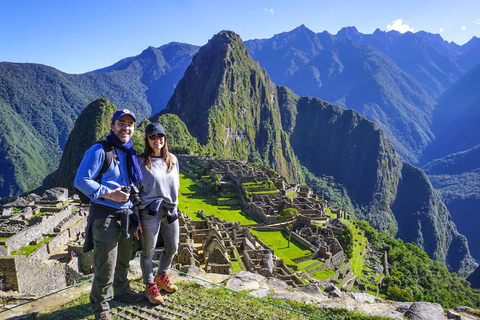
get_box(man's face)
[111,115,135,144]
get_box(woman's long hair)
[141,135,174,173]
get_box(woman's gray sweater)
[138,154,179,210]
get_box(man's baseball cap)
[111,109,136,123]
[145,122,166,137]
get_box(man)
[75,109,144,320]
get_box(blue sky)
[2,0,479,74]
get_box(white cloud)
[439,28,444,33]
[476,19,480,25]
[462,26,467,30]
[386,19,414,33]
[264,8,274,15]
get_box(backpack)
[77,140,114,204]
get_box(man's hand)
[134,222,143,240]
[103,187,130,202]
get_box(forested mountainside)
[0,42,197,197]
[423,145,480,260]
[157,30,474,273]
[422,62,480,163]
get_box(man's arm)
[74,144,129,202]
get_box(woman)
[136,122,180,304]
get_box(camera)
[122,185,141,206]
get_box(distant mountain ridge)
[158,30,474,274]
[0,42,198,197]
[244,25,480,164]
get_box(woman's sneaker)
[145,283,163,304]
[155,273,178,292]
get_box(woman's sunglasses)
[148,134,165,141]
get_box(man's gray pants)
[91,217,133,318]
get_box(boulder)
[4,197,28,208]
[266,277,289,291]
[406,302,445,320]
[324,284,342,298]
[453,305,473,313]
[226,271,267,291]
[296,284,321,295]
[396,301,414,313]
[27,193,42,202]
[181,265,206,277]
[42,188,68,202]
[349,292,376,304]
[447,310,462,320]
[250,289,271,298]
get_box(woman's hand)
[134,222,143,240]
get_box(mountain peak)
[336,26,362,41]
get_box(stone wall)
[5,207,72,252]
[0,255,67,295]
[16,256,67,295]
[0,256,18,291]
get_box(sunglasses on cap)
[148,134,165,140]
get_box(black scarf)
[106,131,143,184]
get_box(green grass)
[232,246,246,272]
[231,260,242,273]
[10,236,53,256]
[326,207,335,218]
[311,269,336,280]
[250,190,280,194]
[36,281,394,320]
[179,173,258,225]
[344,220,369,278]
[250,230,310,266]
[286,192,296,198]
[297,259,322,271]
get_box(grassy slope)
[178,172,258,225]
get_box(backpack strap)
[96,140,114,183]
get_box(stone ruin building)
[0,188,91,296]
[178,155,329,224]
[173,211,304,287]
[290,216,346,270]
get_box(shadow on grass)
[33,298,153,320]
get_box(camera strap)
[112,146,129,187]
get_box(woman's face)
[148,134,166,153]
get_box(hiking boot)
[155,273,178,292]
[114,290,144,303]
[145,283,163,304]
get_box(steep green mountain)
[423,145,480,260]
[0,42,198,197]
[53,98,117,190]
[163,30,303,182]
[159,30,474,273]
[0,102,54,196]
[422,63,480,163]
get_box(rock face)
[160,30,474,273]
[405,302,445,320]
